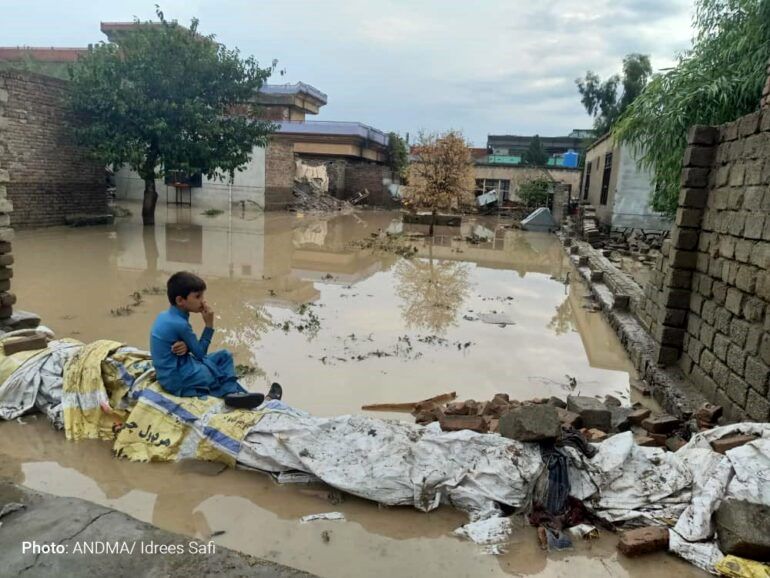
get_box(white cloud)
[1,0,695,144]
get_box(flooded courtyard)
[1,203,704,577]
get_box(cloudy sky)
[2,0,695,145]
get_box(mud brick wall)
[264,139,295,210]
[0,71,106,228]
[645,62,770,421]
[344,162,389,205]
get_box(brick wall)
[0,71,106,228]
[345,162,394,206]
[644,61,770,421]
[264,139,295,210]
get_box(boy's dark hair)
[167,271,206,305]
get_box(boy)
[150,271,281,409]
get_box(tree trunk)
[429,209,436,237]
[142,177,157,226]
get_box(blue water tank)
[563,149,579,168]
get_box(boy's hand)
[201,302,215,328]
[171,341,188,356]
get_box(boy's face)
[176,291,206,313]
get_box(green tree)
[68,9,276,225]
[387,132,409,180]
[615,0,770,214]
[576,53,652,136]
[517,178,552,208]
[522,134,549,166]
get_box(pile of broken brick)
[412,393,745,453]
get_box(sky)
[1,0,695,146]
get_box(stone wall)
[0,71,106,228]
[644,62,770,421]
[264,139,295,210]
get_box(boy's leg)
[203,350,245,396]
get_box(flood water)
[2,203,705,577]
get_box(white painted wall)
[114,146,266,210]
[612,144,671,231]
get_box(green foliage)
[615,0,770,214]
[522,135,549,166]
[518,178,552,208]
[68,8,276,222]
[576,54,652,136]
[387,132,409,180]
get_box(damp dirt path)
[3,203,704,576]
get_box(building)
[0,47,86,80]
[580,133,670,231]
[486,130,591,168]
[473,162,582,204]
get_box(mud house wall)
[264,139,295,210]
[473,165,581,203]
[114,146,266,209]
[583,136,620,227]
[0,71,106,228]
[641,64,770,422]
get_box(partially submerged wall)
[644,61,770,422]
[0,71,106,227]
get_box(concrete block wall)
[264,139,295,210]
[646,61,770,421]
[0,71,107,228]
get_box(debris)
[610,407,633,432]
[715,555,770,578]
[715,500,770,560]
[583,428,608,442]
[548,397,567,409]
[2,334,47,356]
[403,213,461,227]
[695,403,723,428]
[478,313,515,326]
[604,395,622,407]
[361,391,457,412]
[635,435,659,447]
[569,524,599,540]
[555,408,582,428]
[628,408,652,426]
[521,207,557,232]
[641,415,681,434]
[665,436,687,452]
[64,213,115,227]
[566,396,611,431]
[0,502,25,519]
[544,528,573,550]
[711,434,759,454]
[299,512,346,524]
[617,526,669,557]
[288,186,353,214]
[321,530,331,544]
[498,405,561,442]
[438,415,487,433]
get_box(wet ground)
[3,203,705,577]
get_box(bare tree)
[404,131,475,236]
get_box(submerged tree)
[404,131,475,235]
[522,134,550,166]
[576,53,652,137]
[615,0,770,214]
[68,8,276,225]
[395,240,471,334]
[387,132,409,181]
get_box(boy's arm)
[177,322,214,360]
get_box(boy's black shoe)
[267,382,283,401]
[224,392,265,409]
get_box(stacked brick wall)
[264,139,295,210]
[0,71,106,228]
[645,61,770,421]
[345,162,391,205]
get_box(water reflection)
[395,241,471,334]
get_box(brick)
[738,110,761,136]
[761,333,770,365]
[723,121,739,141]
[725,288,744,315]
[681,168,710,188]
[727,373,749,404]
[672,228,699,250]
[745,159,764,185]
[730,318,750,347]
[701,301,717,324]
[735,265,758,293]
[727,344,747,375]
[711,434,759,454]
[750,241,769,266]
[728,212,747,236]
[714,333,730,361]
[675,208,703,229]
[567,396,611,430]
[734,239,753,262]
[713,359,730,384]
[1,335,47,356]
[688,125,719,145]
[642,414,680,434]
[729,163,746,186]
[746,389,770,421]
[746,324,762,353]
[716,307,733,334]
[743,296,765,322]
[666,436,687,452]
[745,357,770,395]
[679,188,708,209]
[617,527,669,557]
[438,414,486,433]
[744,214,765,239]
[683,145,715,167]
[628,408,651,425]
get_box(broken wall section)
[0,71,107,227]
[644,60,770,422]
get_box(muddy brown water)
[2,204,705,577]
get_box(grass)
[201,208,224,217]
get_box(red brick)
[628,408,651,425]
[438,415,486,433]
[618,527,669,556]
[642,415,681,434]
[711,434,759,454]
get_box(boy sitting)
[150,271,281,409]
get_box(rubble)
[498,405,560,442]
[287,185,353,213]
[617,526,669,557]
[566,396,611,431]
[710,434,759,454]
[438,415,486,433]
[715,500,770,560]
[628,408,651,425]
[641,415,681,434]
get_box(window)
[599,152,613,205]
[499,180,510,200]
[582,161,592,200]
[475,179,485,195]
